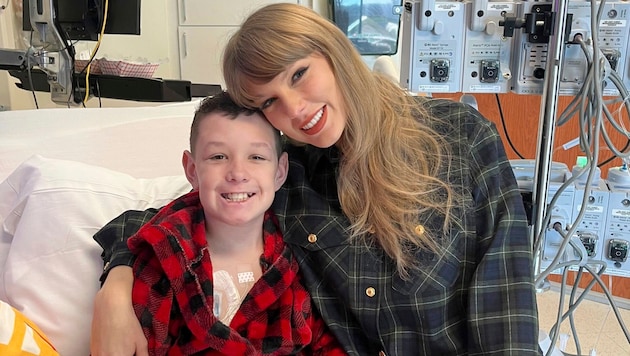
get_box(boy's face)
[184,112,287,228]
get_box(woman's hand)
[90,266,148,356]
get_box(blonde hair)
[223,3,457,275]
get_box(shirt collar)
[303,144,341,171]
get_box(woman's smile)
[300,106,326,134]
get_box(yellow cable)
[83,0,109,105]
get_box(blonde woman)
[91,4,540,355]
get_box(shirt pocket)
[283,215,350,251]
[391,240,462,297]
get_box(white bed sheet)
[0,100,200,182]
[0,101,201,355]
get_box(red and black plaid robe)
[129,191,345,355]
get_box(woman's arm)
[91,209,159,355]
[90,266,148,356]
[94,208,160,282]
[467,113,540,354]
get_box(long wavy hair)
[223,3,457,275]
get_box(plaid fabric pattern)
[126,192,344,355]
[74,59,158,78]
[97,97,540,355]
[99,59,159,78]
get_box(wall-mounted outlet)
[461,0,517,93]
[608,239,629,262]
[602,48,621,71]
[604,170,630,276]
[400,0,466,93]
[578,232,598,257]
[572,178,609,263]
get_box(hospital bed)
[0,101,203,355]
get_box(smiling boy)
[127,92,344,355]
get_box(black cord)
[70,69,84,107]
[495,93,525,159]
[27,31,39,109]
[596,98,630,167]
[95,0,105,31]
[76,53,99,77]
[96,79,102,107]
[26,64,39,109]
[598,140,630,167]
[32,39,79,55]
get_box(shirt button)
[414,224,425,236]
[307,234,318,243]
[103,261,110,271]
[365,287,376,297]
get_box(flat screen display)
[330,0,402,55]
[23,0,141,41]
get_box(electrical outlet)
[601,48,621,71]
[572,179,609,263]
[604,170,630,277]
[400,0,466,93]
[461,1,518,93]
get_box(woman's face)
[244,53,347,148]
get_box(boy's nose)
[226,162,249,182]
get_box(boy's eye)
[252,155,266,160]
[210,154,226,160]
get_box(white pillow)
[0,155,191,356]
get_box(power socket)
[572,178,609,263]
[541,206,575,272]
[604,166,630,277]
[461,0,518,93]
[400,0,467,93]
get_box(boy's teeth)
[225,193,251,201]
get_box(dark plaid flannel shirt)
[96,97,541,355]
[126,191,345,355]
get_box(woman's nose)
[283,94,306,119]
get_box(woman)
[91,3,540,355]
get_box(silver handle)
[182,32,187,58]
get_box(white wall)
[0,0,400,110]
[312,0,328,15]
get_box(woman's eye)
[261,98,275,110]
[292,67,307,82]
